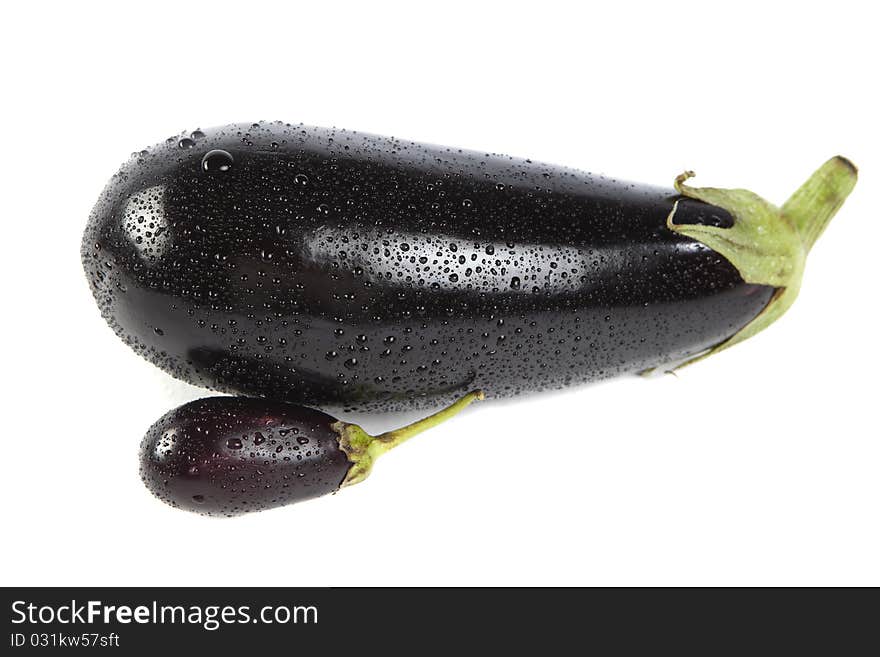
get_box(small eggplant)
[82,122,857,409]
[140,391,483,516]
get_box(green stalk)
[333,390,485,487]
[666,156,857,369]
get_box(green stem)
[666,156,857,370]
[372,390,486,451]
[782,156,858,252]
[333,390,485,487]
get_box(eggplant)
[140,391,483,516]
[82,122,857,410]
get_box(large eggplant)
[81,122,856,410]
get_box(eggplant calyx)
[333,390,485,488]
[666,156,857,369]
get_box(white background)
[2,1,878,586]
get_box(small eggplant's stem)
[372,390,485,450]
[334,390,485,488]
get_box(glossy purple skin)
[83,122,774,410]
[140,397,350,516]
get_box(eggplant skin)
[140,397,349,517]
[82,122,773,410]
